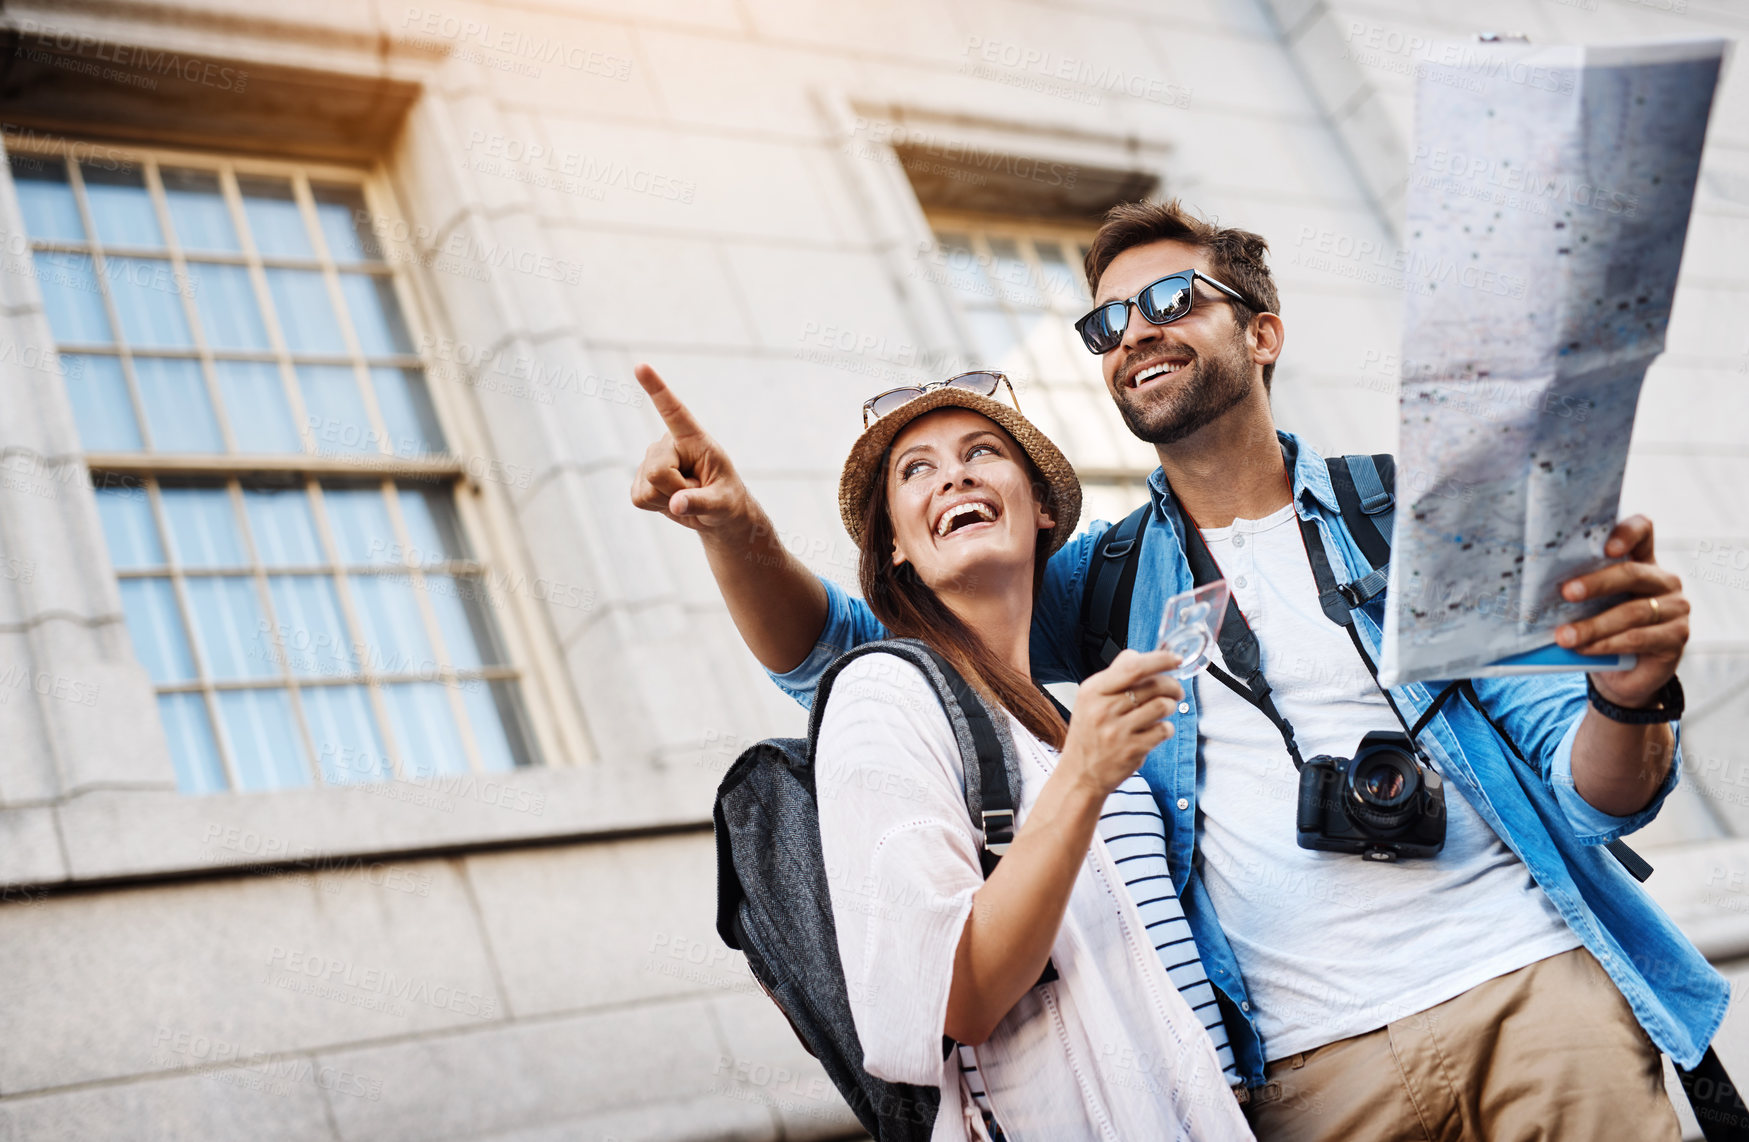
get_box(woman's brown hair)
[857,427,1068,750]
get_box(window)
[12,143,542,793]
[925,216,1159,528]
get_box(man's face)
[1092,238,1261,446]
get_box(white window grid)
[9,137,550,791]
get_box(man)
[631,201,1723,1140]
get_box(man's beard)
[1111,336,1254,446]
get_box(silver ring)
[1126,689,1138,710]
[1648,596,1661,624]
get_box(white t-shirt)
[1192,503,1580,1060]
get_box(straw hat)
[838,386,1082,556]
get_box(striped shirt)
[1097,775,1238,1084]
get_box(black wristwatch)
[1586,674,1684,724]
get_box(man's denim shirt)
[772,431,1727,1083]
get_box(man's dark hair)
[1082,199,1281,389]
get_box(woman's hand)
[943,647,1183,1043]
[1060,648,1183,796]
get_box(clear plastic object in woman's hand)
[1156,580,1229,679]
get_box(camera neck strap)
[1177,499,1437,769]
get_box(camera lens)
[1344,744,1422,833]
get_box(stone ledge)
[5,759,725,892]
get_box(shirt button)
[1234,575,1247,589]
[1176,797,1190,811]
[1233,534,1245,548]
[1241,1001,1252,1012]
[1178,701,1190,714]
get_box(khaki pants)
[1243,947,1680,1142]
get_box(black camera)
[1296,730,1446,860]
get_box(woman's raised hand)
[1060,649,1183,797]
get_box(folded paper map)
[1379,36,1726,687]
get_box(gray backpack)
[712,638,1039,1140]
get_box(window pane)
[159,692,227,794]
[372,368,444,457]
[348,574,433,675]
[119,577,195,683]
[1018,312,1080,381]
[106,257,193,348]
[312,186,381,263]
[322,485,396,565]
[303,685,390,783]
[398,487,469,563]
[339,274,413,355]
[1036,240,1085,308]
[426,575,502,669]
[243,486,322,565]
[266,269,344,354]
[217,688,310,790]
[160,486,247,567]
[299,364,376,454]
[187,262,268,350]
[382,682,467,778]
[161,168,239,253]
[63,354,141,450]
[80,162,162,249]
[134,357,222,453]
[462,680,535,771]
[183,576,275,679]
[986,237,1040,307]
[33,252,112,344]
[934,233,992,302]
[238,176,312,258]
[216,360,302,452]
[10,155,83,242]
[268,575,357,676]
[95,483,163,568]
[963,308,1022,370]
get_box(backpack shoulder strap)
[808,639,1018,876]
[1325,453,1395,573]
[1079,503,1152,676]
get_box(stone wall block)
[0,860,499,1092]
[318,1000,743,1141]
[464,832,733,1017]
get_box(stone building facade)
[0,0,1744,1138]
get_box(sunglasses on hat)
[1074,269,1258,355]
[860,370,1019,428]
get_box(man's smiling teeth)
[1132,360,1188,387]
[935,501,998,537]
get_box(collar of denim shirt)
[1143,430,1339,528]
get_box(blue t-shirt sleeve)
[1029,522,1108,686]
[766,576,889,709]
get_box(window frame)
[9,133,583,793]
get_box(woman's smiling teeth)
[1131,359,1188,388]
[934,499,998,537]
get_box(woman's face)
[883,408,1056,596]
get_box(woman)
[815,374,1253,1140]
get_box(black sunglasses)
[861,370,1018,428]
[1073,269,1257,355]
